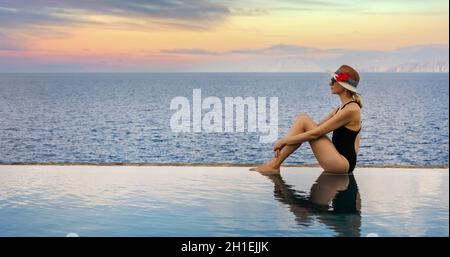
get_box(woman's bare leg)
[252,113,349,174]
[251,113,310,173]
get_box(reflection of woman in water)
[263,171,361,237]
[251,65,363,174]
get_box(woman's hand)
[273,138,287,158]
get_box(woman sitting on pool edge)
[251,64,363,174]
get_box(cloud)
[0,32,28,50]
[229,7,269,16]
[165,44,348,57]
[266,0,448,15]
[159,44,332,57]
[228,44,318,55]
[0,0,239,53]
[0,41,23,51]
[271,0,347,7]
[162,48,220,55]
[357,11,447,15]
[0,0,231,31]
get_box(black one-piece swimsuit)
[332,101,361,173]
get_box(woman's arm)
[283,107,357,146]
[273,108,339,152]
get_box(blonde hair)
[337,64,363,108]
[352,92,364,108]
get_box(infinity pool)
[0,165,448,237]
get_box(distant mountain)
[355,45,449,72]
[386,61,449,72]
[1,42,448,72]
[192,44,450,72]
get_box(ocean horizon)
[1,72,448,166]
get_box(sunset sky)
[0,0,448,72]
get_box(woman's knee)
[297,112,309,119]
[296,113,317,129]
[296,113,313,123]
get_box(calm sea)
[0,73,448,165]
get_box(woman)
[251,64,363,174]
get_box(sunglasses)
[330,78,337,85]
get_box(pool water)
[0,166,448,237]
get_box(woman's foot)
[249,160,280,174]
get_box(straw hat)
[328,67,359,93]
